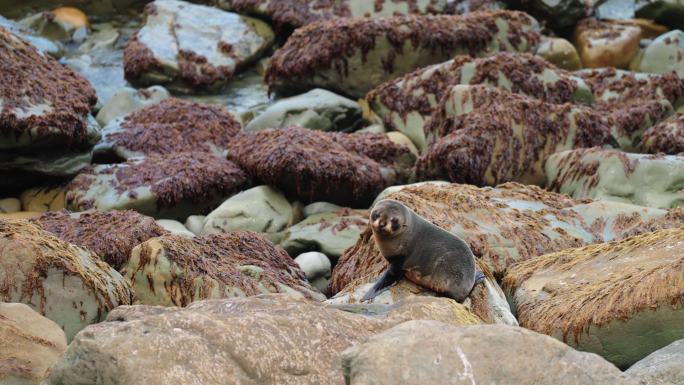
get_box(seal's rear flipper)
[360,263,403,302]
[475,271,486,285]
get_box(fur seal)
[361,199,484,302]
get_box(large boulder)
[638,112,684,154]
[365,52,593,151]
[95,98,241,160]
[331,182,684,289]
[265,11,540,98]
[626,339,684,385]
[639,29,684,78]
[0,218,133,341]
[124,0,274,92]
[46,294,480,385]
[503,227,684,369]
[123,231,324,305]
[415,85,612,186]
[66,152,250,220]
[546,148,684,209]
[342,321,631,385]
[227,126,415,207]
[31,210,169,270]
[0,303,67,385]
[0,26,99,190]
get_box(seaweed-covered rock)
[574,18,641,69]
[31,210,169,270]
[266,11,540,98]
[124,0,274,92]
[578,68,684,151]
[546,148,684,209]
[0,303,67,385]
[638,112,684,154]
[0,218,132,341]
[626,339,684,385]
[66,152,250,220]
[280,208,367,260]
[227,126,415,207]
[245,89,362,132]
[95,85,170,126]
[342,321,630,385]
[535,36,581,71]
[331,182,684,290]
[124,232,323,305]
[415,85,612,186]
[639,29,684,78]
[366,53,593,151]
[95,98,241,160]
[503,227,684,369]
[46,294,480,385]
[0,14,62,57]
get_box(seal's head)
[370,199,409,239]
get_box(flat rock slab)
[0,218,132,341]
[342,321,630,385]
[124,0,274,92]
[265,11,540,98]
[123,231,323,305]
[46,294,480,385]
[415,85,612,186]
[546,148,684,209]
[96,98,241,160]
[227,126,415,207]
[366,52,593,151]
[638,112,684,154]
[66,152,250,220]
[31,209,169,270]
[503,227,684,369]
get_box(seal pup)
[361,199,484,302]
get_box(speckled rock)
[535,37,581,71]
[245,89,362,133]
[45,294,480,385]
[95,98,242,160]
[124,0,274,92]
[294,251,331,292]
[227,126,415,207]
[503,227,684,369]
[639,29,684,78]
[19,186,66,212]
[546,148,684,209]
[0,218,133,341]
[366,53,593,151]
[626,339,684,385]
[578,68,684,151]
[30,209,168,270]
[95,85,170,126]
[0,302,67,385]
[574,19,641,69]
[638,112,684,154]
[266,11,540,98]
[342,321,631,385]
[66,152,250,221]
[415,85,612,186]
[331,182,684,288]
[123,232,323,306]
[281,208,367,260]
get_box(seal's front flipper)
[474,271,486,285]
[361,263,403,302]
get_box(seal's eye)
[391,217,400,231]
[371,212,380,221]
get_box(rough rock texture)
[626,339,684,385]
[546,148,684,209]
[227,126,415,207]
[639,112,684,154]
[578,68,684,151]
[503,227,684,369]
[416,85,612,186]
[66,152,250,220]
[639,30,684,78]
[124,0,274,92]
[124,231,323,305]
[331,182,684,290]
[535,36,581,71]
[342,321,630,385]
[20,186,65,212]
[46,294,480,385]
[574,18,641,69]
[0,302,67,385]
[365,52,593,151]
[0,218,133,341]
[95,85,170,126]
[95,98,242,160]
[31,210,169,270]
[266,11,540,98]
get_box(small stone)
[386,132,419,157]
[52,7,89,29]
[0,197,21,213]
[535,37,581,70]
[639,29,684,78]
[294,251,332,281]
[156,219,195,238]
[184,215,206,235]
[574,18,641,69]
[20,186,66,212]
[95,86,170,126]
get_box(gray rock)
[295,251,332,282]
[155,219,194,238]
[0,14,62,57]
[626,339,684,385]
[342,321,631,385]
[0,197,21,213]
[303,202,343,217]
[184,214,206,235]
[96,86,170,126]
[640,30,684,78]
